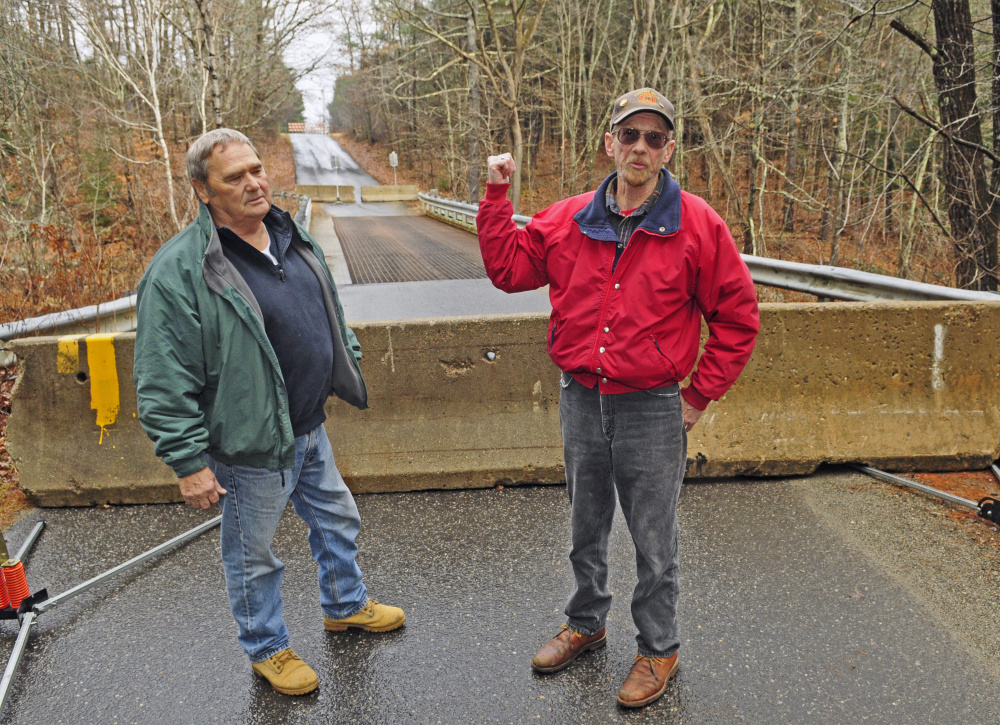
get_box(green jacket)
[134,203,368,478]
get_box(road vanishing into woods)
[288,131,551,319]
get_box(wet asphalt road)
[288,134,415,219]
[287,134,378,187]
[0,468,996,724]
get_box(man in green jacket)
[134,128,405,696]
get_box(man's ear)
[192,179,211,204]
[604,131,615,158]
[662,139,676,165]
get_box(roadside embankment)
[4,302,999,506]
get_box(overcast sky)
[284,13,347,124]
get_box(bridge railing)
[418,192,1000,303]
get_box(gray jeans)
[559,371,687,658]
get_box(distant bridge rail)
[418,192,1000,304]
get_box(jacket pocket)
[649,334,679,380]
[548,321,558,352]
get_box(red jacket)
[477,172,759,410]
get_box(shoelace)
[635,655,668,671]
[272,650,301,672]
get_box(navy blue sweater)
[218,208,335,437]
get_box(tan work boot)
[616,653,678,708]
[251,648,319,695]
[323,598,406,632]
[531,624,607,673]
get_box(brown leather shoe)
[530,624,606,673]
[616,653,678,708]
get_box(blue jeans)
[559,372,687,658]
[208,425,368,663]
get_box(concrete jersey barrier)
[5,302,1000,506]
[360,185,419,202]
[294,185,356,203]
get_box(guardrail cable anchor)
[853,464,1000,525]
[977,496,1000,524]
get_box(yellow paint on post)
[56,336,80,374]
[86,333,120,443]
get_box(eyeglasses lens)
[617,128,667,150]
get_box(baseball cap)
[609,88,675,130]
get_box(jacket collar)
[195,201,294,250]
[573,169,681,241]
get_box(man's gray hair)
[186,128,260,185]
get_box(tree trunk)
[510,107,524,213]
[466,14,480,203]
[990,0,1000,242]
[193,0,222,128]
[930,0,997,289]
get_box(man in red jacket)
[477,87,759,708]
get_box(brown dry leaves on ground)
[910,471,1000,532]
[261,134,299,218]
[0,365,30,529]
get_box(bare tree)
[75,0,182,231]
[892,1,999,290]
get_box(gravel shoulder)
[795,468,1000,683]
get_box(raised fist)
[487,152,516,184]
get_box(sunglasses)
[613,127,671,150]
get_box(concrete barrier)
[6,302,1000,505]
[294,185,356,203]
[360,185,419,202]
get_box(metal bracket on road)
[853,464,1000,525]
[978,497,1000,524]
[0,515,221,718]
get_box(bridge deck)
[334,214,487,284]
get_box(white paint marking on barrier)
[382,328,395,373]
[932,323,945,391]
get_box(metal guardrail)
[420,192,532,230]
[0,295,138,343]
[741,256,999,302]
[0,194,314,361]
[272,191,311,230]
[418,192,1000,303]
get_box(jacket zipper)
[650,334,678,380]
[549,322,557,351]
